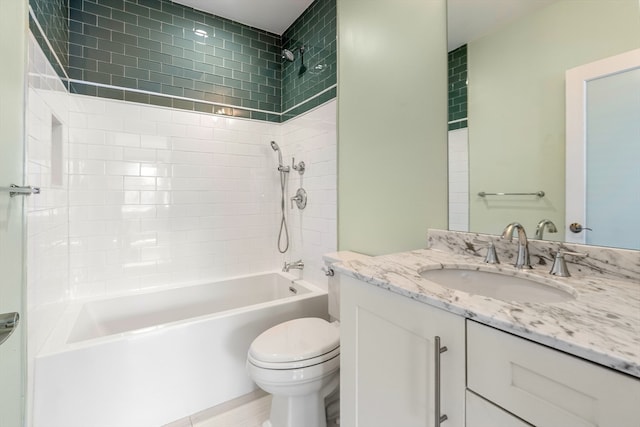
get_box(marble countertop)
[333,247,640,378]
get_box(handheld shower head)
[270,140,285,169]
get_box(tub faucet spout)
[283,260,304,272]
[501,222,533,269]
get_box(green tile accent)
[281,86,336,122]
[97,86,125,100]
[30,0,68,73]
[69,0,282,115]
[448,44,468,127]
[281,0,337,115]
[448,119,468,131]
[124,90,149,104]
[34,0,336,122]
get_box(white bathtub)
[33,272,328,427]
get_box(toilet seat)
[248,318,340,370]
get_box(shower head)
[270,140,285,168]
[282,49,295,62]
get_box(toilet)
[246,317,340,427]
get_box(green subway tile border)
[29,5,69,81]
[30,0,337,123]
[30,0,68,71]
[448,119,468,131]
[68,79,282,122]
[69,0,283,114]
[448,44,467,128]
[281,85,336,122]
[281,0,337,113]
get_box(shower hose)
[277,168,289,253]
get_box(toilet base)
[264,374,339,427]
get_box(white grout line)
[448,117,468,125]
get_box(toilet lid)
[249,318,339,364]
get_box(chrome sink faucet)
[282,260,304,272]
[534,219,558,240]
[501,222,533,269]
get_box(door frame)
[0,0,28,426]
[565,48,640,244]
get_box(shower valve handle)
[292,158,305,175]
[290,188,307,210]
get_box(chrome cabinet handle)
[434,336,448,425]
[1,184,40,197]
[0,312,20,346]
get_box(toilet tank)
[323,251,371,321]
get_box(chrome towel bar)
[1,184,41,197]
[478,190,545,198]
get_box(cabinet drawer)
[466,391,531,427]
[467,321,640,427]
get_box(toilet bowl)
[246,317,340,427]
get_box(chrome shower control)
[291,188,307,210]
[292,158,305,175]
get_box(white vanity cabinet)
[340,276,466,427]
[467,321,640,427]
[341,274,640,427]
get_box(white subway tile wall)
[67,96,281,296]
[281,101,338,290]
[27,34,70,345]
[26,34,72,427]
[448,128,469,232]
[26,28,337,427]
[27,31,336,311]
[65,99,336,297]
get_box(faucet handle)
[483,242,500,264]
[292,158,305,175]
[549,250,587,277]
[472,238,500,264]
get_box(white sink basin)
[419,268,575,303]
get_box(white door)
[566,49,640,249]
[0,0,28,426]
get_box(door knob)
[569,222,593,233]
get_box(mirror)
[447,0,640,248]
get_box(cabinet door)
[467,321,640,427]
[340,276,465,427]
